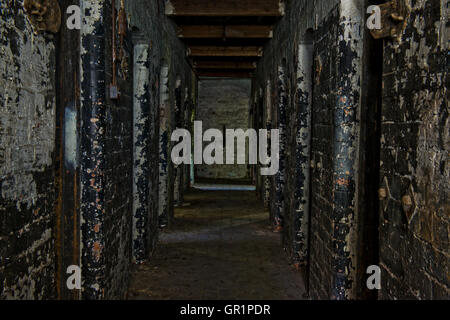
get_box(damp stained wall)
[77,0,195,299]
[253,0,449,300]
[0,2,56,299]
[252,0,370,299]
[252,0,349,299]
[378,0,449,299]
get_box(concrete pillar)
[80,0,108,299]
[331,0,363,300]
[132,39,150,263]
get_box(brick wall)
[0,2,56,299]
[252,0,346,299]
[379,0,449,299]
[253,0,449,300]
[127,1,194,228]
[308,7,340,299]
[196,79,251,181]
[77,0,195,298]
[103,3,134,297]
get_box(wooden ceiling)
[165,0,284,79]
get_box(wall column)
[132,37,150,263]
[173,80,184,207]
[293,40,313,265]
[331,0,363,300]
[80,0,108,299]
[158,65,170,228]
[274,63,287,230]
[263,81,272,209]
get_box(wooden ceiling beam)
[188,46,263,57]
[197,71,253,78]
[194,61,257,70]
[178,25,273,39]
[166,0,285,17]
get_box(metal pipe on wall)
[331,0,363,300]
[80,0,108,299]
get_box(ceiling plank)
[166,0,285,17]
[194,61,257,70]
[178,25,273,39]
[197,71,253,78]
[188,46,263,57]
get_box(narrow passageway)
[128,187,306,300]
[1,0,447,301]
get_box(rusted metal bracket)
[370,0,411,42]
[23,0,61,34]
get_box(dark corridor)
[0,0,448,302]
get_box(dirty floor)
[128,187,306,300]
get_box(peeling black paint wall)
[0,2,57,299]
[2,0,447,302]
[127,0,195,227]
[103,2,134,299]
[125,0,195,262]
[80,0,116,299]
[253,0,373,300]
[378,0,449,300]
[55,0,81,300]
[252,0,348,299]
[307,4,342,300]
[77,0,194,299]
[253,0,449,300]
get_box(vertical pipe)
[174,79,183,207]
[294,40,313,265]
[183,87,190,192]
[80,0,108,299]
[331,0,363,300]
[132,40,150,264]
[264,80,272,209]
[274,63,287,230]
[158,65,170,228]
[112,0,116,87]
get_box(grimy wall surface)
[1,0,194,300]
[378,0,449,299]
[197,79,251,181]
[1,0,448,301]
[79,0,194,299]
[253,0,367,300]
[127,0,195,230]
[252,0,449,300]
[0,2,57,299]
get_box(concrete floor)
[128,187,306,300]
